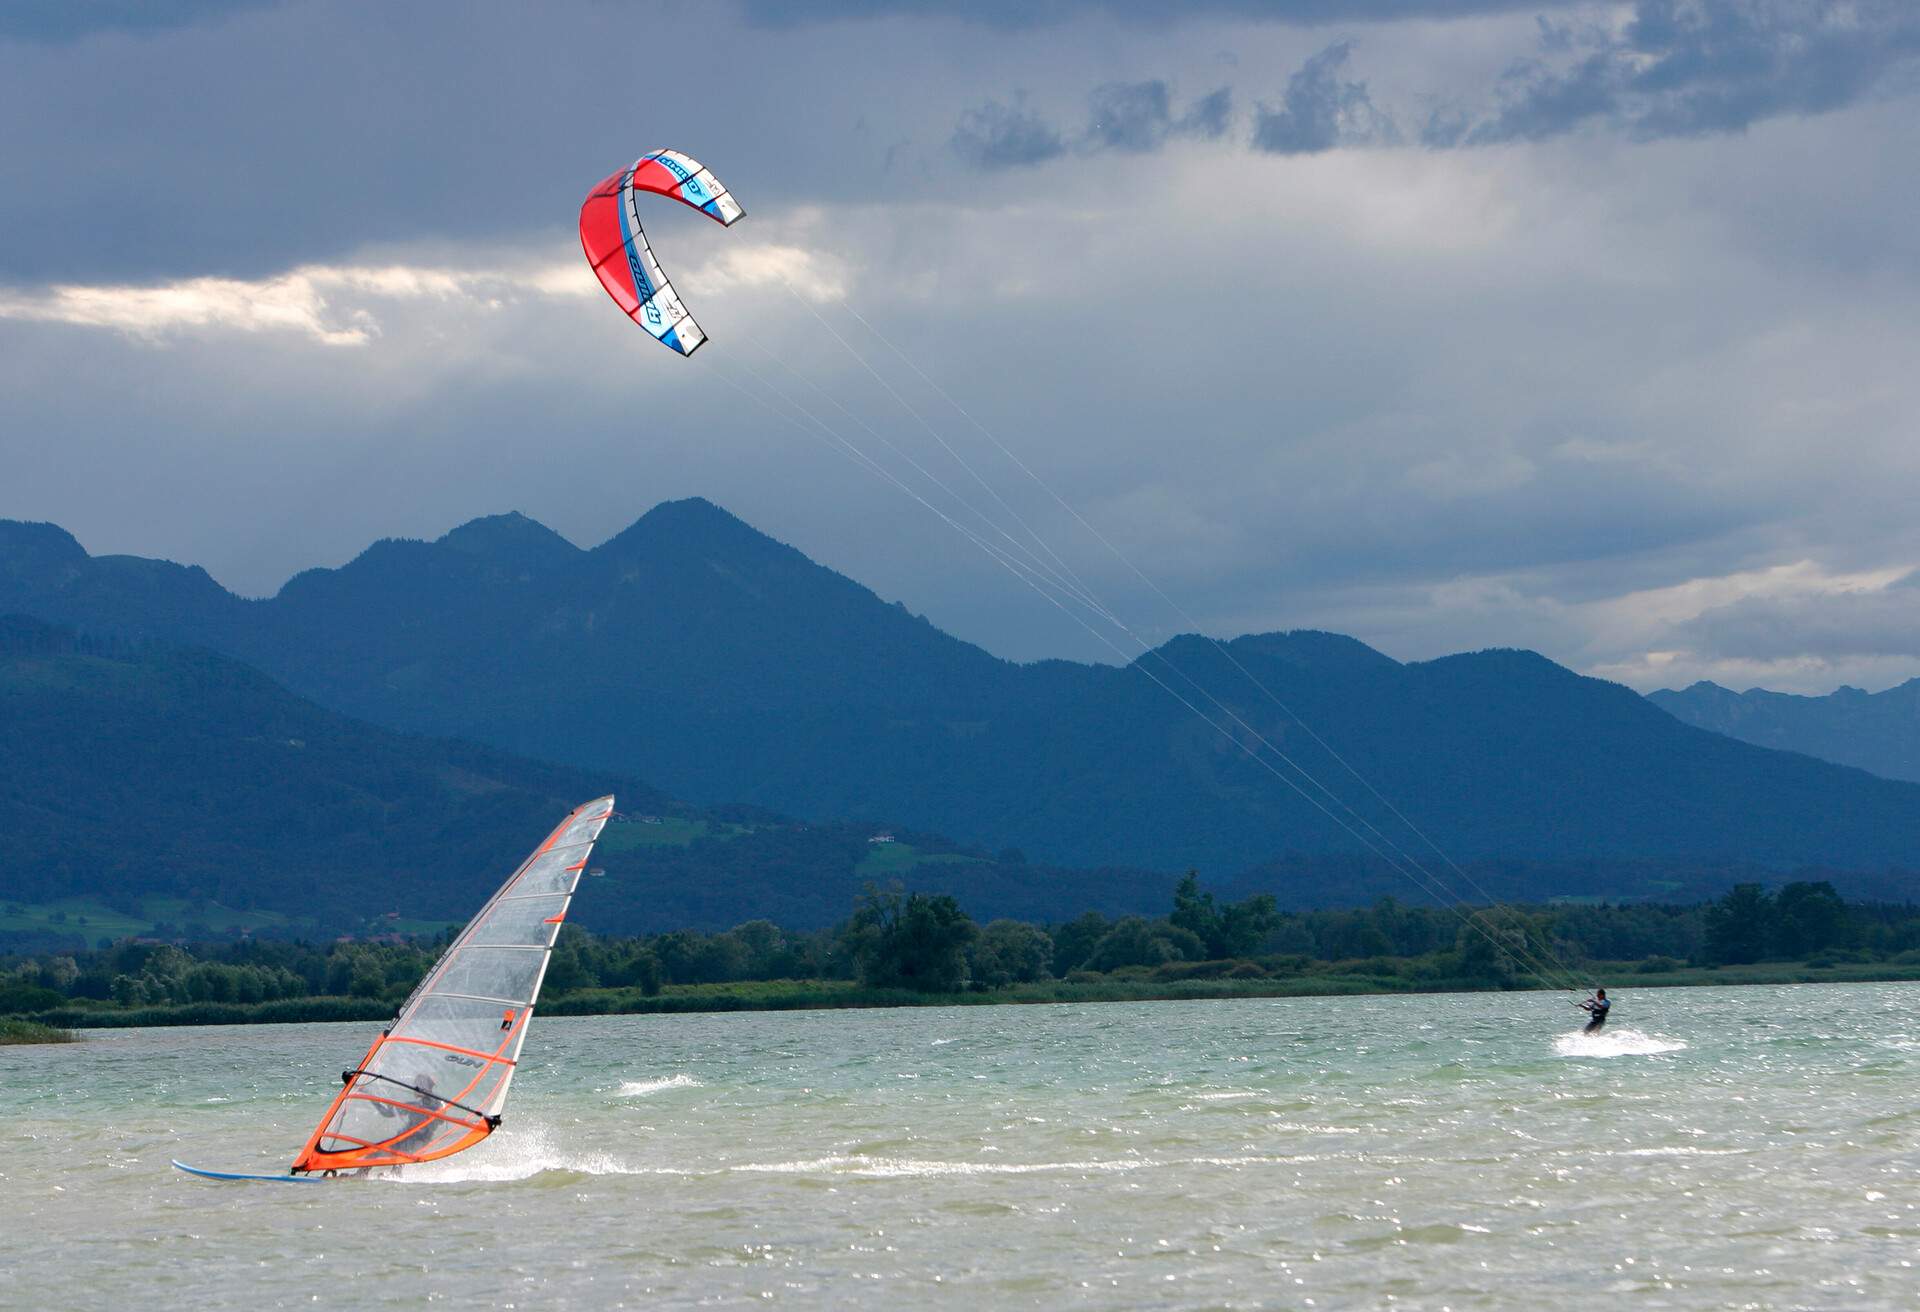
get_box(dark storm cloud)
[951,98,1068,170]
[1251,41,1394,153]
[1181,86,1235,140]
[1467,1,1920,144]
[942,41,1389,167]
[14,0,1914,289]
[954,82,1231,169]
[0,0,282,43]
[740,0,1582,28]
[947,2,1920,166]
[0,6,612,280]
[1087,81,1178,152]
[1086,80,1234,152]
[1677,573,1920,663]
[0,5,931,283]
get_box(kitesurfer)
[1579,988,1611,1031]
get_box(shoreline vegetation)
[20,959,1920,1034]
[0,1017,76,1044]
[6,878,1918,1036]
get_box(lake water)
[3,984,1917,1309]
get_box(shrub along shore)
[7,878,1919,1036]
[0,1017,75,1043]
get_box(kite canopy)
[289,796,614,1174]
[580,149,744,357]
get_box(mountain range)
[0,615,1186,942]
[4,501,1919,887]
[6,612,1891,954]
[1651,680,1920,785]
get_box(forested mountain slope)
[0,616,1178,941]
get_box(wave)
[728,1151,1343,1178]
[380,1139,1356,1185]
[1266,1122,1362,1134]
[615,1073,703,1097]
[1553,1028,1687,1058]
[731,1154,1148,1177]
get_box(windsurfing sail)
[288,795,614,1175]
[579,148,744,356]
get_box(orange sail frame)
[290,796,613,1174]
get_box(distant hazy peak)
[1415,646,1574,679]
[1232,629,1401,668]
[594,496,802,564]
[0,518,84,545]
[0,521,236,615]
[1649,678,1920,785]
[629,495,752,534]
[437,511,582,563]
[0,518,88,568]
[1142,630,1399,674]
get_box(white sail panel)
[512,845,590,896]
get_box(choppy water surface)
[4,984,1918,1309]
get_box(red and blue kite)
[579,149,744,357]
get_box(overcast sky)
[3,1,1918,694]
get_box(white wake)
[1553,1027,1687,1058]
[616,1073,703,1097]
[382,1123,662,1184]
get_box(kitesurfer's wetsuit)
[1581,997,1611,1031]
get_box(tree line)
[4,877,1919,1019]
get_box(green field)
[595,817,717,851]
[370,915,462,937]
[0,897,291,941]
[855,842,986,877]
